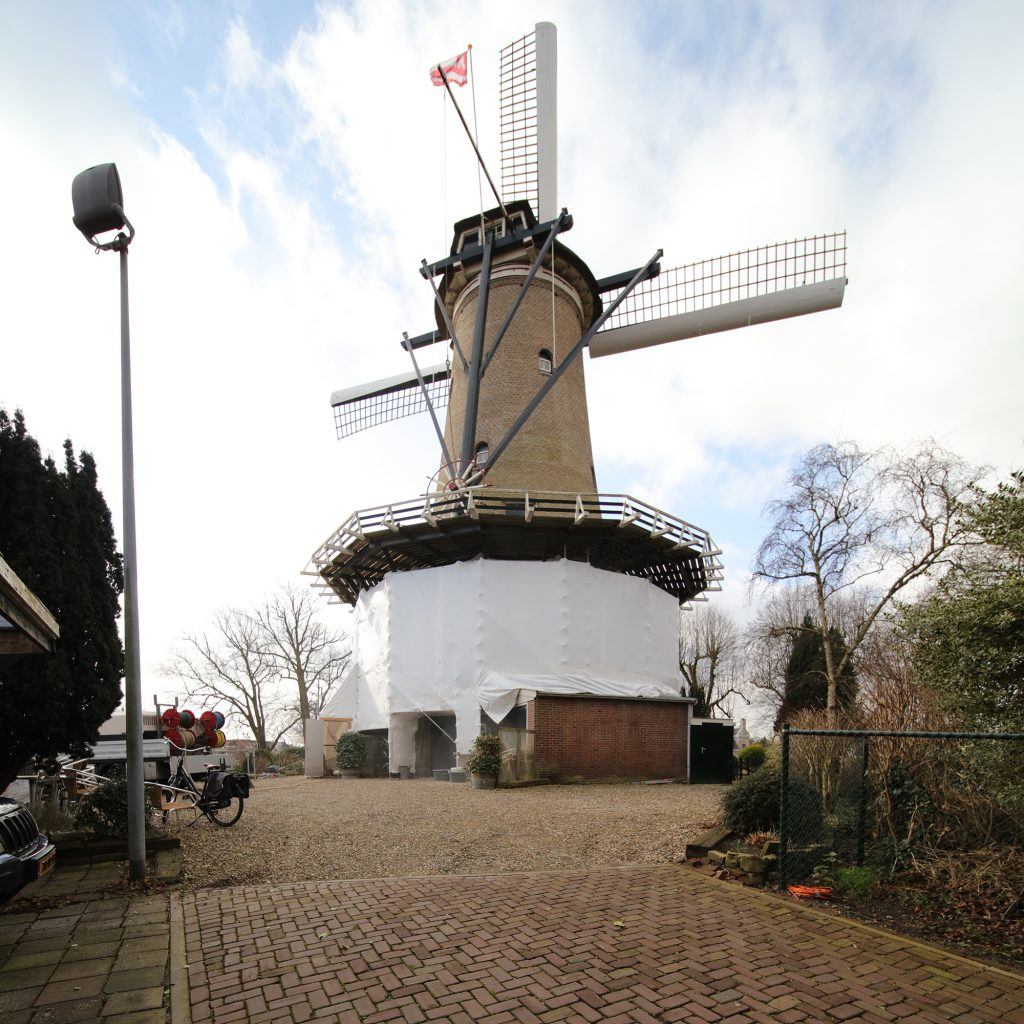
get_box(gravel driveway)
[171,778,725,888]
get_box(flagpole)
[437,64,509,223]
[468,44,485,236]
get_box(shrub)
[27,799,77,835]
[814,852,877,899]
[270,745,305,776]
[336,731,367,771]
[75,778,129,838]
[833,866,877,900]
[738,744,767,772]
[722,762,823,841]
[465,733,502,777]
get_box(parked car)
[0,799,56,899]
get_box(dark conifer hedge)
[0,409,124,791]
[775,613,857,729]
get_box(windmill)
[308,24,847,780]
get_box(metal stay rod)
[484,248,663,477]
[437,65,510,224]
[460,234,494,468]
[402,332,455,470]
[421,260,468,372]
[480,209,568,376]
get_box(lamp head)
[71,163,126,244]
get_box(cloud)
[224,21,265,93]
[1,0,1022,703]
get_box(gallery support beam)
[402,332,455,471]
[480,209,569,376]
[460,235,494,470]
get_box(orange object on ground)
[787,885,833,899]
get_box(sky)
[1,1,1022,724]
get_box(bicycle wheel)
[205,796,244,827]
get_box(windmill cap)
[438,201,602,336]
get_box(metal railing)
[308,488,721,572]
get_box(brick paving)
[181,864,1024,1024]
[0,864,169,1024]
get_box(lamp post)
[71,163,146,881]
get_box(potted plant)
[465,733,502,789]
[335,731,367,779]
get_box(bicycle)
[158,742,251,827]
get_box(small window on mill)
[538,348,553,374]
[475,441,490,466]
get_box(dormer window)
[538,348,553,375]
[454,211,529,254]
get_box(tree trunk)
[296,663,309,744]
[813,571,838,725]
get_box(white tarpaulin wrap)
[476,669,682,725]
[321,558,687,769]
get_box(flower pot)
[338,768,362,779]
[470,772,497,790]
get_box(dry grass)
[170,777,726,888]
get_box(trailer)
[89,701,228,782]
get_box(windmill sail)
[590,231,847,358]
[331,365,450,440]
[499,23,557,220]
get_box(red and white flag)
[429,50,468,87]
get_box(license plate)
[37,849,56,879]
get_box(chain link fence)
[778,726,1024,892]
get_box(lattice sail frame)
[599,232,847,332]
[499,30,539,215]
[332,368,450,440]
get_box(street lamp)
[71,163,146,882]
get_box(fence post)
[856,736,870,867]
[778,723,790,892]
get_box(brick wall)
[530,695,689,781]
[441,255,597,494]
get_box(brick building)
[527,695,689,781]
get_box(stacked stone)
[708,839,780,886]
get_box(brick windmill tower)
[310,24,847,782]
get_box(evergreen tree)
[0,408,124,791]
[775,613,857,728]
[906,470,1024,731]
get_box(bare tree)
[679,604,742,717]
[257,584,351,743]
[856,615,944,731]
[752,440,983,721]
[166,609,297,750]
